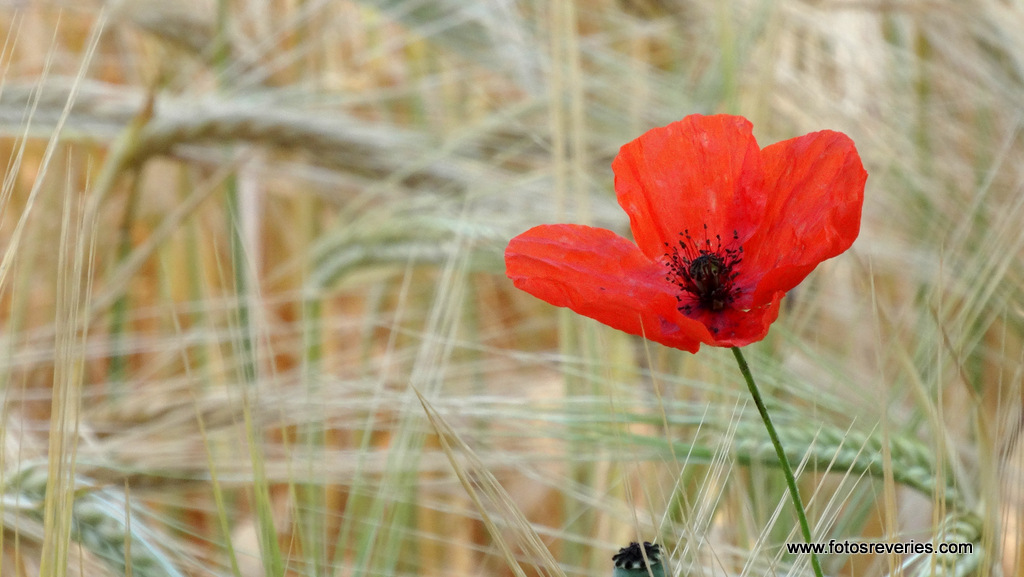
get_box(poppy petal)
[612,115,767,259]
[505,224,712,352]
[745,130,867,306]
[685,295,784,347]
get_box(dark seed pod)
[612,542,666,577]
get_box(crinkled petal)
[505,224,713,352]
[744,130,867,306]
[613,115,766,259]
[683,294,784,347]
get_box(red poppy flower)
[505,114,866,352]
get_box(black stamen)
[664,227,743,313]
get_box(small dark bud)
[612,541,664,571]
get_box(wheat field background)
[0,1,1021,576]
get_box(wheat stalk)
[0,83,490,192]
[4,461,188,577]
[731,421,968,511]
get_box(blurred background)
[0,0,1021,575]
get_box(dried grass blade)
[415,387,567,577]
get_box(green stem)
[731,346,823,577]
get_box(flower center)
[665,225,743,313]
